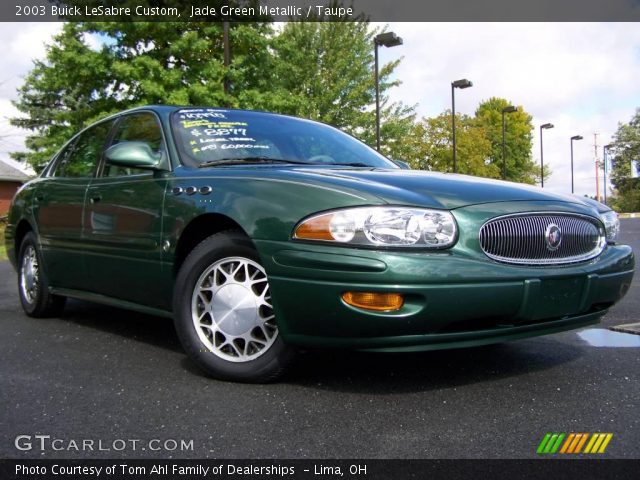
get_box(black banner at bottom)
[1,459,639,480]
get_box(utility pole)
[223,21,230,95]
[593,133,600,202]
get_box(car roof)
[111,105,319,124]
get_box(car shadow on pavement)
[58,299,583,393]
[284,339,583,394]
[60,299,183,353]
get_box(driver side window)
[54,121,112,178]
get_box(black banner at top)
[2,0,640,22]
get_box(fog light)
[342,292,404,311]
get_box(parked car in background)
[5,106,635,382]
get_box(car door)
[33,121,112,290]
[83,111,170,308]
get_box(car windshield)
[171,108,397,169]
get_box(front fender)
[163,171,385,246]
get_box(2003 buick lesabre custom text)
[5,106,635,382]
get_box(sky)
[1,22,639,199]
[378,22,640,198]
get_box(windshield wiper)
[331,162,374,167]
[198,157,309,168]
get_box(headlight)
[293,207,458,248]
[600,210,620,243]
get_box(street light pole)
[539,123,554,188]
[603,144,613,205]
[570,135,583,194]
[373,32,403,152]
[501,106,517,180]
[451,79,473,173]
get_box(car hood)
[282,167,598,210]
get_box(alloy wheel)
[20,245,39,304]
[191,257,278,362]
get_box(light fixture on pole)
[539,123,554,188]
[374,32,403,152]
[603,144,613,205]
[570,135,583,194]
[451,79,473,173]
[501,106,517,180]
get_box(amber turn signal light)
[294,214,334,240]
[342,292,404,312]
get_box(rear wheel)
[173,231,294,382]
[18,232,66,317]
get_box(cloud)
[0,23,61,99]
[0,22,61,171]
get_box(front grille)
[479,213,606,265]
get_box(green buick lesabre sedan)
[5,106,635,382]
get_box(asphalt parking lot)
[1,219,638,460]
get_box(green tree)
[374,104,423,164]
[270,15,416,160]
[609,108,640,187]
[474,97,537,184]
[12,14,414,172]
[11,23,113,168]
[608,108,640,212]
[608,178,640,213]
[11,18,275,172]
[409,111,497,177]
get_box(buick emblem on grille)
[545,223,562,251]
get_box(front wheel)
[173,231,294,382]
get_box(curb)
[618,213,640,219]
[610,323,640,335]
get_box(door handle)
[90,195,102,204]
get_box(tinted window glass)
[104,112,164,177]
[49,141,75,177]
[170,108,396,168]
[55,122,111,178]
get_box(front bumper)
[256,239,634,351]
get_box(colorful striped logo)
[537,433,613,454]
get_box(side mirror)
[105,141,161,169]
[392,159,411,170]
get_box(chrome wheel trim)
[191,256,278,363]
[20,245,39,305]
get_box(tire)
[173,230,295,383]
[18,231,66,318]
